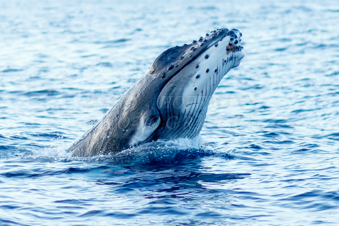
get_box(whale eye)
[145,115,160,127]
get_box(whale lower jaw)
[154,29,244,140]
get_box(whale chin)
[233,51,245,68]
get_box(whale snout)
[225,29,244,67]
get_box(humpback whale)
[69,28,244,157]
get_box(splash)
[23,136,214,165]
[107,136,214,165]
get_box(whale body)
[68,28,245,157]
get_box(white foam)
[23,141,73,161]
[109,135,213,165]
[22,136,212,165]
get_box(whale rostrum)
[68,28,245,157]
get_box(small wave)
[1,68,23,73]
[96,62,113,68]
[326,133,339,141]
[24,90,61,97]
[94,38,130,44]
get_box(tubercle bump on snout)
[225,29,243,55]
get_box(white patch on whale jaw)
[129,115,161,146]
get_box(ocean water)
[1,0,339,225]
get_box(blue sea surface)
[1,0,339,225]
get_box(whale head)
[130,28,245,144]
